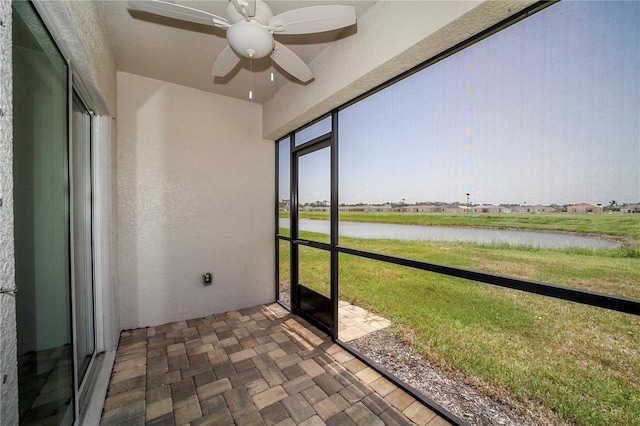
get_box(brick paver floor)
[338,300,391,342]
[100,303,451,426]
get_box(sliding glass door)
[13,2,97,423]
[71,94,95,393]
[13,1,74,423]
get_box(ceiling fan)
[127,0,357,83]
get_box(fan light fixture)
[227,21,274,58]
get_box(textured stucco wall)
[62,0,117,114]
[41,0,117,114]
[117,72,274,330]
[0,1,17,424]
[263,0,536,139]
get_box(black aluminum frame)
[290,128,336,334]
[273,1,640,423]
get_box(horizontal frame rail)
[294,239,331,251]
[338,246,640,316]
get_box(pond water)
[280,219,621,249]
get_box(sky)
[281,1,640,207]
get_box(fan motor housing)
[226,0,273,25]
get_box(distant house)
[471,204,503,214]
[416,205,440,213]
[403,204,466,213]
[620,203,640,213]
[531,205,557,213]
[441,204,466,213]
[393,204,457,213]
[396,205,437,212]
[511,205,556,213]
[340,204,392,212]
[567,203,603,213]
[416,204,444,213]
[365,204,393,212]
[339,205,363,212]
[396,206,418,212]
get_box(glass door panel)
[297,148,331,243]
[299,246,331,297]
[71,94,95,386]
[13,2,74,424]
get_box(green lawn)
[277,212,640,425]
[338,254,639,426]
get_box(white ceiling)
[99,0,378,104]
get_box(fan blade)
[269,5,355,35]
[128,0,229,28]
[212,46,241,77]
[230,0,256,17]
[272,42,314,83]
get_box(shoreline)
[287,216,637,248]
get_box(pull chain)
[249,56,254,100]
